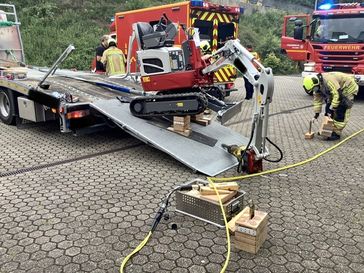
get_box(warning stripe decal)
[190,10,237,83]
[191,10,232,23]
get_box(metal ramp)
[91,99,250,176]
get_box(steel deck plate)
[91,99,249,176]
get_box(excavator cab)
[134,14,178,50]
[132,14,187,79]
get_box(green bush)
[239,10,299,75]
[6,0,301,73]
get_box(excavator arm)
[203,39,275,163]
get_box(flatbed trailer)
[0,68,249,176]
[0,4,269,176]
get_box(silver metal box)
[17,97,46,122]
[176,179,245,228]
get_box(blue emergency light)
[318,3,332,10]
[190,0,203,7]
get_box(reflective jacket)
[313,72,358,113]
[101,47,126,76]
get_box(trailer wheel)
[0,89,17,125]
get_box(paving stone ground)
[0,76,363,273]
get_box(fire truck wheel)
[0,89,17,125]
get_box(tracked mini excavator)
[123,15,252,122]
[123,14,273,125]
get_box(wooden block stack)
[0,66,28,80]
[192,110,213,126]
[233,207,268,254]
[168,116,191,136]
[187,182,239,204]
[319,116,334,138]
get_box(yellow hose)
[120,128,364,273]
[207,177,231,273]
[208,127,364,273]
[211,128,364,183]
[120,231,152,273]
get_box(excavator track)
[130,92,208,117]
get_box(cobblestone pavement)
[0,76,363,273]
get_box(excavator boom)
[202,39,274,160]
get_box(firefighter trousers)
[329,93,355,135]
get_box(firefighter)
[101,38,126,76]
[95,35,109,73]
[244,45,261,100]
[303,72,359,140]
[199,40,212,61]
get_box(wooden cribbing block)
[192,111,213,126]
[0,66,28,79]
[199,190,237,204]
[167,115,191,136]
[228,209,248,234]
[185,187,237,204]
[233,207,268,254]
[319,116,334,138]
[173,115,191,132]
[199,186,231,195]
[167,127,191,137]
[305,132,314,139]
[210,182,239,191]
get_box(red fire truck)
[111,0,243,92]
[281,1,364,94]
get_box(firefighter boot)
[326,131,341,141]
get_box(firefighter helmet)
[107,38,117,47]
[200,40,211,54]
[303,75,320,93]
[101,35,109,43]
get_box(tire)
[0,88,17,125]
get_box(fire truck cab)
[281,2,364,93]
[113,0,243,93]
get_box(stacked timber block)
[167,116,191,136]
[319,116,334,138]
[232,206,268,254]
[176,181,245,227]
[0,66,27,80]
[192,110,213,126]
[198,182,240,203]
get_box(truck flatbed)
[1,68,249,176]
